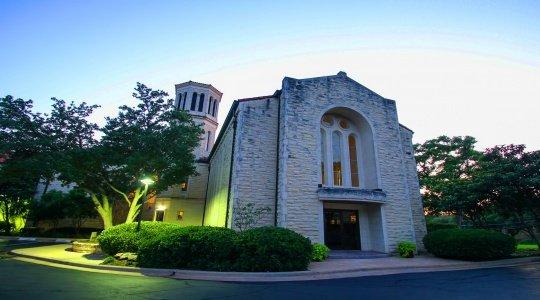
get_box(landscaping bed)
[98,222,315,272]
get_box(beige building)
[154,72,427,253]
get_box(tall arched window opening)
[208,97,213,114]
[182,92,187,110]
[190,93,198,110]
[198,94,205,112]
[348,135,360,187]
[320,129,327,185]
[332,131,342,186]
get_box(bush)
[397,241,416,258]
[138,226,238,271]
[423,229,516,260]
[234,227,312,272]
[97,222,179,256]
[426,222,458,233]
[311,243,330,261]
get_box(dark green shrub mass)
[97,222,179,256]
[426,222,458,233]
[137,226,238,271]
[234,227,312,272]
[423,229,516,260]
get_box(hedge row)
[423,228,516,260]
[98,222,313,272]
[426,222,458,233]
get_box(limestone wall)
[204,120,235,227]
[399,126,428,250]
[277,72,417,251]
[230,98,280,228]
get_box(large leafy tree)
[414,136,486,226]
[0,96,47,234]
[100,83,203,223]
[60,83,202,227]
[476,145,540,245]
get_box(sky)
[1,0,539,150]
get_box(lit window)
[332,131,342,186]
[320,129,327,185]
[181,182,188,191]
[349,135,360,187]
[322,115,333,126]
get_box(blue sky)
[1,1,539,149]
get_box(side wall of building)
[204,119,235,227]
[399,127,427,249]
[230,97,279,228]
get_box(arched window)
[212,101,217,116]
[176,94,182,110]
[208,97,213,114]
[182,92,187,110]
[348,135,360,187]
[332,131,342,186]
[206,131,212,151]
[190,92,198,110]
[198,94,205,112]
[320,129,327,185]
[320,113,367,188]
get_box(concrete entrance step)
[329,250,389,259]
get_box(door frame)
[323,208,361,250]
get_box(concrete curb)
[7,248,540,282]
[0,236,76,243]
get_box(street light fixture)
[136,177,155,231]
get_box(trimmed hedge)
[97,222,179,256]
[234,226,312,272]
[423,229,516,260]
[138,226,238,271]
[311,243,330,262]
[426,222,458,233]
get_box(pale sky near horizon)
[1,1,539,150]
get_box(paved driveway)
[0,258,538,299]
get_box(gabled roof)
[174,80,223,96]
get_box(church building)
[154,71,427,253]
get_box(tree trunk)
[124,187,144,224]
[91,194,113,229]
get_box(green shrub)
[138,226,238,271]
[426,222,458,233]
[423,229,516,260]
[397,241,416,258]
[234,226,312,272]
[311,243,330,261]
[97,222,179,256]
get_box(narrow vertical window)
[198,94,205,112]
[320,129,327,185]
[190,93,197,110]
[208,97,213,114]
[332,131,342,186]
[212,101,217,116]
[206,131,211,151]
[176,94,182,110]
[349,135,360,187]
[182,92,187,110]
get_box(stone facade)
[155,72,427,253]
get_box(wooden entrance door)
[324,209,360,250]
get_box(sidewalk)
[8,243,540,282]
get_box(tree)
[0,96,47,234]
[415,136,486,226]
[477,145,540,246]
[59,83,202,227]
[64,188,97,232]
[99,83,203,224]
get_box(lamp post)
[136,177,155,231]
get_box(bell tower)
[174,81,222,158]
